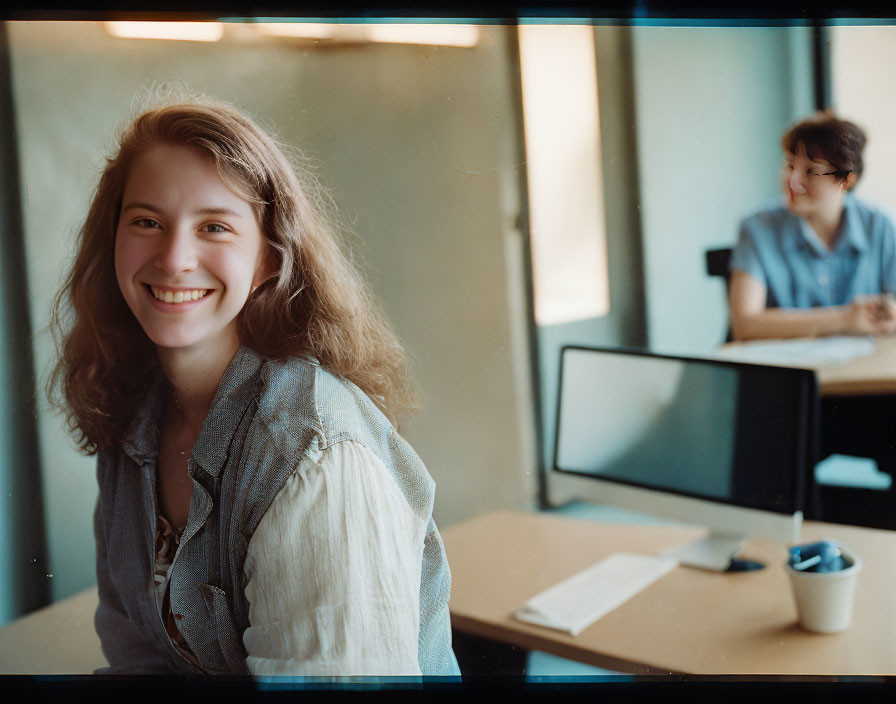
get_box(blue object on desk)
[789,540,852,573]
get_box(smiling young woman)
[48,92,460,678]
[728,112,896,342]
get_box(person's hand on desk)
[845,294,896,336]
[730,271,896,340]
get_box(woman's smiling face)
[114,143,268,357]
[781,142,850,219]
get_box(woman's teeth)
[150,286,209,303]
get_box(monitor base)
[661,532,746,571]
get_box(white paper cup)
[786,547,862,634]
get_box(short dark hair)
[782,113,867,184]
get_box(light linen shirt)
[730,195,896,309]
[241,439,426,676]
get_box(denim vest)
[94,346,460,676]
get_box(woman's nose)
[154,228,198,275]
[789,169,808,194]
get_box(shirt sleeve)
[729,215,770,287]
[241,440,427,677]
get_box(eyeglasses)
[783,163,847,178]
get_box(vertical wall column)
[0,23,49,625]
[813,23,832,110]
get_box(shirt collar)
[120,346,265,475]
[838,194,867,254]
[796,218,829,258]
[119,371,167,466]
[795,194,865,257]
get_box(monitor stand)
[661,532,746,571]
[660,510,803,571]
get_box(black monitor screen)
[553,347,816,514]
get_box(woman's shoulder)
[736,201,796,250]
[740,199,792,230]
[848,195,896,231]
[258,355,367,410]
[256,355,391,453]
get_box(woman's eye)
[204,223,229,234]
[135,218,160,228]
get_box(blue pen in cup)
[786,539,862,633]
[788,540,851,573]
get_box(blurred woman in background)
[729,112,896,341]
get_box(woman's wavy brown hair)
[49,93,418,455]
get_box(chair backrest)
[705,247,734,342]
[705,247,732,286]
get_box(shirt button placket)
[818,262,832,305]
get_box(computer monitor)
[551,346,817,570]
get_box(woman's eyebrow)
[120,201,161,213]
[121,202,244,218]
[194,207,244,219]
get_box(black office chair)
[705,247,733,343]
[705,247,732,288]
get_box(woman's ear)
[844,172,858,191]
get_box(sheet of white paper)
[713,335,875,368]
[512,553,678,636]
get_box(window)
[518,24,609,326]
[830,24,896,213]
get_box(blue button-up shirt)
[730,195,896,309]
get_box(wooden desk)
[816,335,896,396]
[442,509,896,675]
[722,334,896,397]
[0,586,106,674]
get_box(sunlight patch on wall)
[105,21,480,48]
[104,22,224,42]
[830,25,896,215]
[518,24,609,326]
